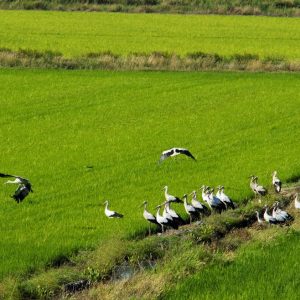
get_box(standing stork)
[249,176,267,200]
[263,206,277,225]
[162,202,178,229]
[189,190,210,218]
[165,201,185,226]
[141,201,159,235]
[182,194,198,224]
[272,202,293,222]
[294,193,300,210]
[162,186,183,203]
[159,148,196,163]
[216,186,235,209]
[207,188,227,214]
[103,200,123,218]
[200,185,210,203]
[272,171,282,193]
[255,211,264,225]
[0,173,33,203]
[155,205,170,233]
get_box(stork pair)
[249,171,282,199]
[256,202,293,225]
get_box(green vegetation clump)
[0,48,298,71]
[1,0,300,16]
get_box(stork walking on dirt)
[272,171,282,193]
[249,175,267,200]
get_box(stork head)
[272,171,277,177]
[140,201,147,207]
[103,200,109,205]
[162,186,168,191]
[200,185,209,192]
[189,190,196,196]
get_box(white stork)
[272,171,282,193]
[165,201,185,226]
[249,176,267,199]
[103,201,123,218]
[294,193,300,210]
[200,185,210,203]
[216,186,235,209]
[0,172,33,203]
[263,206,277,224]
[162,186,183,203]
[207,188,227,214]
[155,205,170,233]
[141,201,159,235]
[272,202,293,223]
[182,194,198,224]
[255,211,264,225]
[189,190,210,218]
[159,148,196,163]
[162,203,178,229]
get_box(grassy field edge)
[1,48,299,72]
[1,0,300,17]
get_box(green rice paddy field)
[1,10,300,59]
[0,69,300,282]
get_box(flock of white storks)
[1,147,299,234]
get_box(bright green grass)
[166,230,300,300]
[0,10,300,59]
[0,69,300,279]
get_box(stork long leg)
[189,215,192,224]
[148,224,151,236]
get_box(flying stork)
[162,186,183,203]
[103,200,123,218]
[141,201,159,235]
[272,171,282,193]
[0,173,33,203]
[216,186,235,209]
[159,148,196,163]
